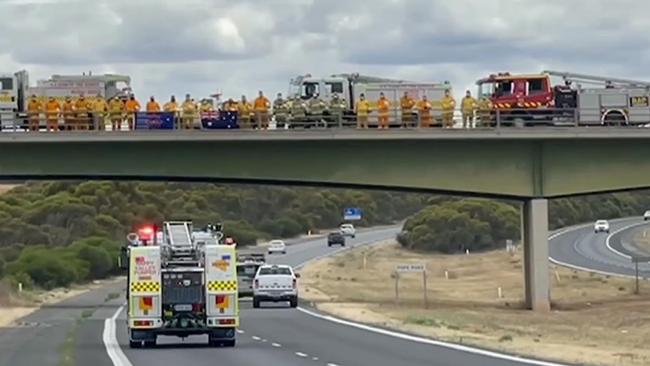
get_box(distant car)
[327,232,346,247]
[253,264,299,308]
[339,223,356,238]
[594,220,610,234]
[644,211,650,221]
[237,262,263,297]
[267,240,286,255]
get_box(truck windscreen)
[0,78,13,90]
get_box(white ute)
[644,211,650,221]
[594,220,610,234]
[339,223,356,238]
[267,240,286,255]
[252,264,299,308]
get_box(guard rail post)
[394,107,399,129]
[336,112,342,129]
[496,109,501,130]
[573,108,579,127]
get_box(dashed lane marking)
[295,352,308,358]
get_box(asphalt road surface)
[549,217,650,278]
[0,225,572,366]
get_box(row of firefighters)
[22,90,490,131]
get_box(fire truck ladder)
[544,70,650,89]
[162,221,199,266]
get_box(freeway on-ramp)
[549,217,650,278]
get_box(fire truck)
[121,221,238,348]
[289,73,452,123]
[476,70,650,126]
[0,70,131,129]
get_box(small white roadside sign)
[396,263,426,273]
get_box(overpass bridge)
[3,127,650,311]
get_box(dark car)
[327,232,345,247]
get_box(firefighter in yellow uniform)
[125,95,141,130]
[461,90,477,129]
[477,97,493,127]
[181,94,197,130]
[163,95,179,128]
[75,95,91,130]
[253,91,271,130]
[45,97,61,132]
[108,97,125,131]
[92,94,108,130]
[416,95,433,128]
[238,96,252,129]
[355,93,371,129]
[27,95,42,132]
[400,92,416,128]
[441,90,456,128]
[62,97,76,131]
[377,92,391,129]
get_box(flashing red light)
[218,319,236,325]
[134,320,153,327]
[225,237,234,245]
[138,226,154,241]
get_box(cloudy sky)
[1,0,648,101]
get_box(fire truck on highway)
[120,221,238,348]
[476,70,650,126]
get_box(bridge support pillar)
[522,198,550,312]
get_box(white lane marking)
[295,352,308,357]
[326,363,340,366]
[252,336,261,341]
[272,342,282,348]
[312,356,319,361]
[261,339,268,342]
[605,221,649,260]
[103,304,133,366]
[236,329,245,334]
[297,307,569,366]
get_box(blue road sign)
[344,207,362,221]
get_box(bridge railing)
[0,107,642,132]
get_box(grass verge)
[300,240,650,366]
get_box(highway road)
[549,217,650,278]
[1,225,570,366]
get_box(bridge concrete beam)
[522,198,550,312]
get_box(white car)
[253,264,299,308]
[339,223,356,238]
[594,220,610,234]
[644,211,650,221]
[267,240,286,255]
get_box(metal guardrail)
[0,107,646,132]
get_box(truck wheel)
[143,339,156,348]
[253,297,260,308]
[129,340,142,348]
[222,339,236,347]
[289,296,298,308]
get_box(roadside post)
[631,256,650,294]
[395,263,427,308]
